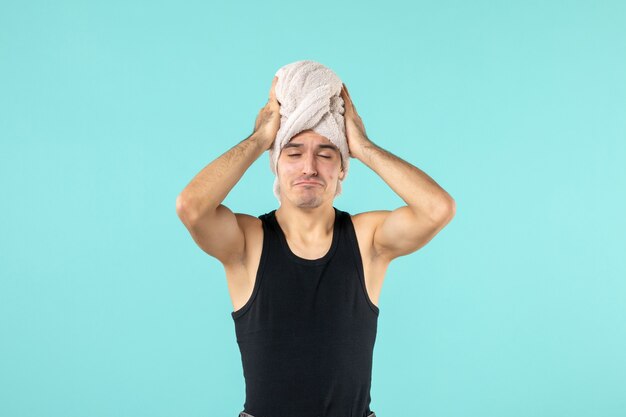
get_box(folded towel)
[269,60,349,202]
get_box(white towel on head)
[269,60,349,202]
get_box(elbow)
[446,197,456,217]
[433,197,456,224]
[176,194,220,226]
[176,194,197,225]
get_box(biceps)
[372,206,445,260]
[186,204,246,264]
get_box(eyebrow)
[283,143,339,152]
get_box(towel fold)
[270,60,349,202]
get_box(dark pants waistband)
[239,412,376,417]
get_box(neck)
[274,203,336,241]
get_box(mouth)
[295,181,323,186]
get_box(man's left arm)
[340,84,455,261]
[355,139,456,260]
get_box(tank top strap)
[262,207,341,266]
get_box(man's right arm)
[175,132,273,265]
[177,76,280,265]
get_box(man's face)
[276,130,345,208]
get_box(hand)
[340,83,371,159]
[253,76,281,150]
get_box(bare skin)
[176,76,456,312]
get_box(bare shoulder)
[222,212,263,282]
[232,212,263,259]
[233,212,262,233]
[350,210,390,230]
[221,213,264,312]
[350,210,391,260]
[349,210,394,305]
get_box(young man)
[176,76,455,417]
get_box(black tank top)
[231,206,380,417]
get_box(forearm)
[356,139,455,221]
[177,132,270,222]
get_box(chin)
[292,193,324,208]
[296,200,323,209]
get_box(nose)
[302,152,318,176]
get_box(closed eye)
[287,154,332,158]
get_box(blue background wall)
[1,1,625,416]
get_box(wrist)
[352,137,375,161]
[250,132,274,151]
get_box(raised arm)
[340,84,456,262]
[176,77,280,265]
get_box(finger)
[341,87,353,114]
[343,83,351,97]
[342,84,353,106]
[269,76,278,101]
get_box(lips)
[295,181,322,186]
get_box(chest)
[225,220,388,313]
